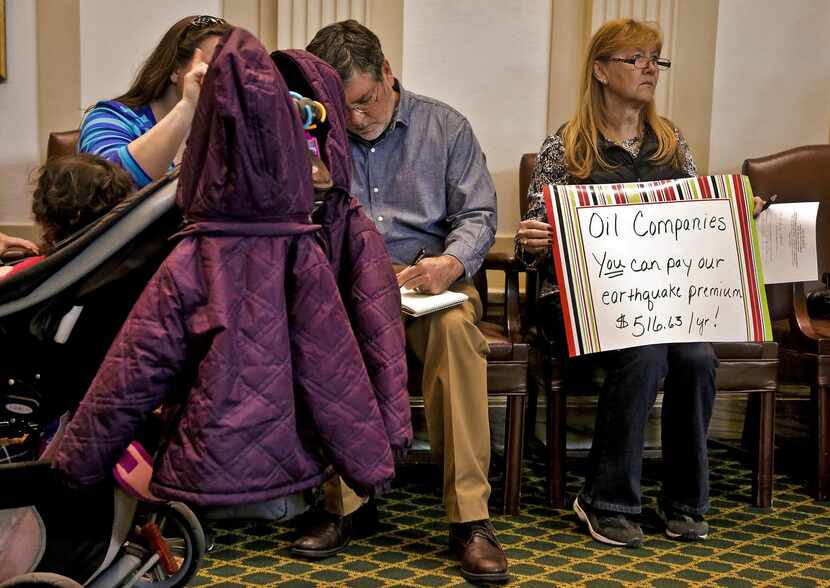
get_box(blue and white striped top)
[78,100,158,187]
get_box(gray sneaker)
[656,503,709,541]
[573,495,643,547]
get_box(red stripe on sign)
[697,176,713,199]
[577,184,589,207]
[614,185,625,205]
[544,185,577,356]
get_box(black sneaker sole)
[664,528,708,541]
[573,497,642,548]
[656,505,708,541]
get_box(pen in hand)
[761,193,778,213]
[410,247,427,267]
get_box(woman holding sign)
[516,19,716,548]
[79,15,231,187]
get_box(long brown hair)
[113,15,231,108]
[562,18,681,179]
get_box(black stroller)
[0,171,206,587]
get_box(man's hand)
[0,232,39,256]
[397,255,464,294]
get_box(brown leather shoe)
[291,500,378,559]
[449,520,509,583]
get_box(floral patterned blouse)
[517,126,697,298]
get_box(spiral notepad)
[400,287,468,317]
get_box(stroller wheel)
[133,502,206,588]
[0,572,83,588]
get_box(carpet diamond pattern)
[193,451,830,586]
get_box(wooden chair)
[743,145,830,500]
[406,253,529,515]
[519,152,779,509]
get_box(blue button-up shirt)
[349,82,497,277]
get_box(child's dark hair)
[32,154,134,252]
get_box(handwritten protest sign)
[544,175,772,356]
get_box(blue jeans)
[579,343,718,515]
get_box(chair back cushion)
[743,145,830,320]
[47,129,81,160]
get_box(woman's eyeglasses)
[605,55,672,70]
[190,15,227,29]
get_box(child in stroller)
[0,157,205,586]
[0,154,178,462]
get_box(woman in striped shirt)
[79,15,231,187]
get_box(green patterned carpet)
[192,450,830,587]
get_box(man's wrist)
[442,254,466,281]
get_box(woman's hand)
[127,48,210,180]
[181,48,209,109]
[515,219,552,255]
[752,194,776,218]
[0,232,39,256]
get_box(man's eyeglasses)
[605,55,672,70]
[190,15,227,29]
[348,82,383,115]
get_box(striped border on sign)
[543,174,773,356]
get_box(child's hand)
[0,232,39,255]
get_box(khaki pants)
[324,280,491,523]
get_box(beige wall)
[79,0,222,109]
[403,0,552,243]
[0,0,39,228]
[708,0,830,173]
[2,0,829,234]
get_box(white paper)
[756,202,819,284]
[575,199,751,351]
[399,287,468,317]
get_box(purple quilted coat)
[272,49,412,451]
[55,28,397,506]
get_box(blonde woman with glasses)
[516,19,720,548]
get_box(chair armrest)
[0,249,36,264]
[482,252,524,341]
[482,251,525,272]
[792,282,830,341]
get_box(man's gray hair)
[306,19,385,82]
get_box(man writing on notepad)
[304,20,504,583]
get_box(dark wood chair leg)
[753,390,775,509]
[525,355,539,447]
[546,360,567,508]
[815,384,830,501]
[503,394,527,515]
